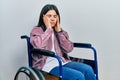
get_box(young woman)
[30,4,96,80]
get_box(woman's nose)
[50,16,55,21]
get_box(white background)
[0,0,120,80]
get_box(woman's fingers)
[43,15,51,28]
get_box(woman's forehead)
[45,10,57,15]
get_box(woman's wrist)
[57,29,63,33]
[55,26,61,32]
[56,28,61,32]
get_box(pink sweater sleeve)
[30,27,52,49]
[57,30,74,53]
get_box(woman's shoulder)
[32,26,42,30]
[32,26,43,31]
[31,26,43,34]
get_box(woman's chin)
[51,26,55,28]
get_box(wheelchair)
[14,35,99,80]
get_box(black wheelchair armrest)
[73,42,92,48]
[31,48,55,57]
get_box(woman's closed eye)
[46,14,57,18]
[46,14,51,18]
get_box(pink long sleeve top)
[30,27,73,70]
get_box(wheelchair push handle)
[74,42,92,48]
[21,35,29,39]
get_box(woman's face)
[43,10,58,27]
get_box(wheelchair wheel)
[14,66,45,80]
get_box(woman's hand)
[55,16,61,32]
[43,15,51,28]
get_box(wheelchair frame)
[20,35,98,80]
